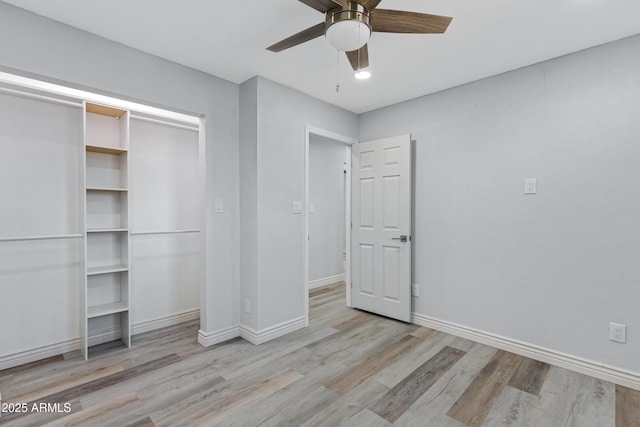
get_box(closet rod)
[0,86,82,108]
[0,234,83,243]
[131,230,200,236]
[130,114,199,132]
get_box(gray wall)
[240,76,357,331]
[309,136,346,282]
[358,34,640,374]
[239,77,259,329]
[0,2,240,336]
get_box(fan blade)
[298,0,343,13]
[361,0,383,11]
[267,22,326,52]
[371,9,452,33]
[345,44,369,71]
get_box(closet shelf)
[87,265,128,276]
[87,302,128,318]
[87,228,128,233]
[86,144,127,155]
[86,187,128,192]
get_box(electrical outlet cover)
[525,178,537,194]
[609,322,626,343]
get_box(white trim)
[0,85,82,108]
[412,313,640,392]
[308,273,346,290]
[343,145,352,308]
[239,316,306,345]
[0,71,199,125]
[88,327,122,348]
[198,325,240,347]
[130,114,200,132]
[88,309,201,346]
[0,338,79,371]
[304,126,357,328]
[132,309,200,335]
[0,310,201,370]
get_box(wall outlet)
[525,178,537,195]
[411,284,419,297]
[244,299,251,314]
[292,201,303,214]
[609,322,626,343]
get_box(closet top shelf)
[86,102,127,118]
[86,145,127,155]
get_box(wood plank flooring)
[0,281,639,426]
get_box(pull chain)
[336,50,340,93]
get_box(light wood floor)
[1,282,639,426]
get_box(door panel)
[351,134,412,322]
[359,244,375,295]
[382,245,400,300]
[383,175,401,229]
[359,178,375,227]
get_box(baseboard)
[0,338,79,371]
[308,273,345,290]
[240,316,306,345]
[0,310,201,371]
[88,327,122,347]
[412,312,640,391]
[88,309,201,346]
[198,325,240,347]
[133,309,200,335]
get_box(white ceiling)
[4,0,640,113]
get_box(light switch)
[292,201,303,214]
[525,178,537,195]
[215,198,224,213]
[309,203,315,214]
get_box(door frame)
[304,126,358,326]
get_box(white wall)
[240,76,357,332]
[358,34,640,374]
[0,2,240,349]
[309,136,346,282]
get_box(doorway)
[304,126,357,326]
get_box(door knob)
[392,235,408,242]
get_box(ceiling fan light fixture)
[354,68,371,80]
[325,20,371,52]
[324,2,371,52]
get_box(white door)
[351,134,412,322]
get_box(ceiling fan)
[267,0,453,74]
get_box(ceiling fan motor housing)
[325,1,371,51]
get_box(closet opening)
[0,71,204,367]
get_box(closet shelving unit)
[81,102,131,359]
